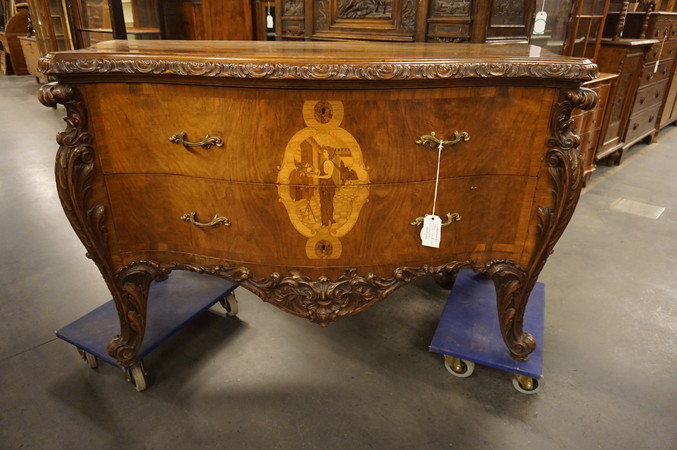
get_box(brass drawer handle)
[416,131,470,149]
[169,132,224,149]
[410,212,461,227]
[180,212,231,228]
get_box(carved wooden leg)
[483,261,537,362]
[107,262,166,367]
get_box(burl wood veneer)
[38,40,597,367]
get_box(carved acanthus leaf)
[115,259,533,328]
[39,55,599,82]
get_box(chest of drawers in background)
[601,11,677,154]
[572,73,617,185]
[625,13,677,147]
[597,38,655,164]
[656,13,677,131]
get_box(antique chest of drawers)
[624,13,677,147]
[596,38,656,163]
[601,11,677,151]
[571,73,617,184]
[39,41,597,367]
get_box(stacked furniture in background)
[0,2,28,74]
[573,73,618,185]
[596,36,656,164]
[596,7,677,165]
[275,0,537,43]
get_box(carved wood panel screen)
[275,0,537,42]
[313,0,417,41]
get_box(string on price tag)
[266,4,274,29]
[420,141,444,248]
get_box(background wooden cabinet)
[275,0,538,42]
[160,0,253,40]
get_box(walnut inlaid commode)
[39,40,597,368]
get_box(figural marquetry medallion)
[277,101,369,259]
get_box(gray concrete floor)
[1,74,675,449]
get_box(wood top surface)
[40,40,599,82]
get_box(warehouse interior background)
[1,0,676,448]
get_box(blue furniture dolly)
[429,270,545,394]
[56,271,239,391]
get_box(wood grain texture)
[38,40,599,83]
[104,173,537,272]
[85,83,554,183]
[40,42,597,365]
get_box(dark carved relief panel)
[611,70,633,124]
[316,0,328,30]
[281,0,305,39]
[283,0,304,16]
[337,0,392,19]
[490,0,524,25]
[307,0,418,41]
[400,0,416,30]
[278,0,535,42]
[431,0,471,17]
[426,0,471,43]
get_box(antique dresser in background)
[572,73,617,185]
[39,40,597,373]
[596,38,656,163]
[598,9,677,163]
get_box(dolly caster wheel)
[512,374,541,394]
[77,349,98,369]
[219,292,238,317]
[126,362,147,392]
[443,355,475,378]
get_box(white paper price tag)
[267,14,274,29]
[420,215,442,248]
[533,11,547,35]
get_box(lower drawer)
[632,79,669,114]
[104,173,537,272]
[578,128,601,176]
[639,59,674,87]
[624,104,661,144]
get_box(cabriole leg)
[106,263,165,367]
[484,261,537,362]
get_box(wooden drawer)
[578,128,600,179]
[572,108,602,135]
[639,59,674,87]
[664,41,677,60]
[646,40,677,63]
[85,83,554,184]
[632,79,669,113]
[647,18,671,41]
[105,173,536,269]
[625,104,661,144]
[573,81,610,135]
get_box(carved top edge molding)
[39,55,599,81]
